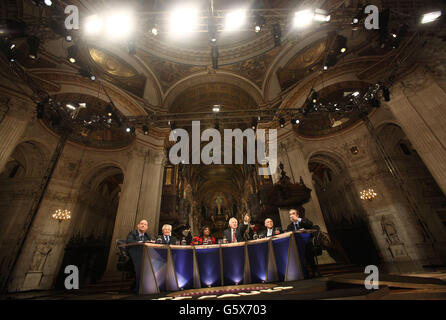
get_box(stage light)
[382,86,390,101]
[105,104,113,117]
[90,74,96,81]
[352,18,359,24]
[208,22,217,43]
[340,47,347,53]
[105,10,134,39]
[254,14,266,33]
[78,102,87,108]
[169,6,199,35]
[251,119,257,130]
[79,68,96,81]
[66,35,72,42]
[85,15,102,35]
[293,9,313,28]
[126,127,131,133]
[44,0,52,6]
[151,25,159,36]
[142,125,149,135]
[421,11,442,24]
[314,9,330,22]
[27,36,40,59]
[352,91,360,97]
[272,24,281,47]
[323,65,328,70]
[391,33,397,38]
[311,91,318,103]
[279,118,285,128]
[212,105,220,112]
[67,45,78,63]
[291,118,300,125]
[10,43,15,50]
[66,103,76,110]
[225,9,246,31]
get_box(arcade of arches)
[1,0,446,294]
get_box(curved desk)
[123,230,314,294]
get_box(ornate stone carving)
[29,242,52,272]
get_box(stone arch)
[163,72,264,108]
[308,149,380,265]
[0,139,50,288]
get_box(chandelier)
[360,188,378,201]
[52,209,72,221]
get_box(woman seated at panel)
[191,226,216,245]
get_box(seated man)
[223,214,250,243]
[127,219,152,243]
[126,219,152,292]
[286,208,321,278]
[159,224,178,245]
[260,218,281,238]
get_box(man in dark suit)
[286,208,321,278]
[127,219,152,243]
[159,224,178,245]
[223,214,250,243]
[260,218,281,238]
[126,219,152,292]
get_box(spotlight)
[151,25,159,36]
[67,45,78,63]
[142,125,149,135]
[105,10,134,39]
[352,91,360,97]
[211,46,218,69]
[254,14,266,33]
[421,11,442,24]
[314,9,330,22]
[44,0,52,6]
[272,24,281,47]
[311,91,318,103]
[279,118,285,128]
[208,21,217,43]
[36,102,44,119]
[126,127,131,133]
[212,105,220,112]
[169,6,199,35]
[66,35,72,42]
[126,126,135,134]
[382,86,390,101]
[251,119,257,130]
[79,68,96,81]
[10,43,16,50]
[323,65,328,71]
[66,103,76,110]
[352,18,359,24]
[336,35,347,53]
[293,9,313,28]
[225,9,247,31]
[27,36,40,59]
[85,15,103,35]
[105,104,113,117]
[291,118,300,125]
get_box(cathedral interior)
[1,0,446,301]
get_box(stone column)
[388,69,446,195]
[278,135,335,264]
[105,143,165,277]
[0,98,31,173]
